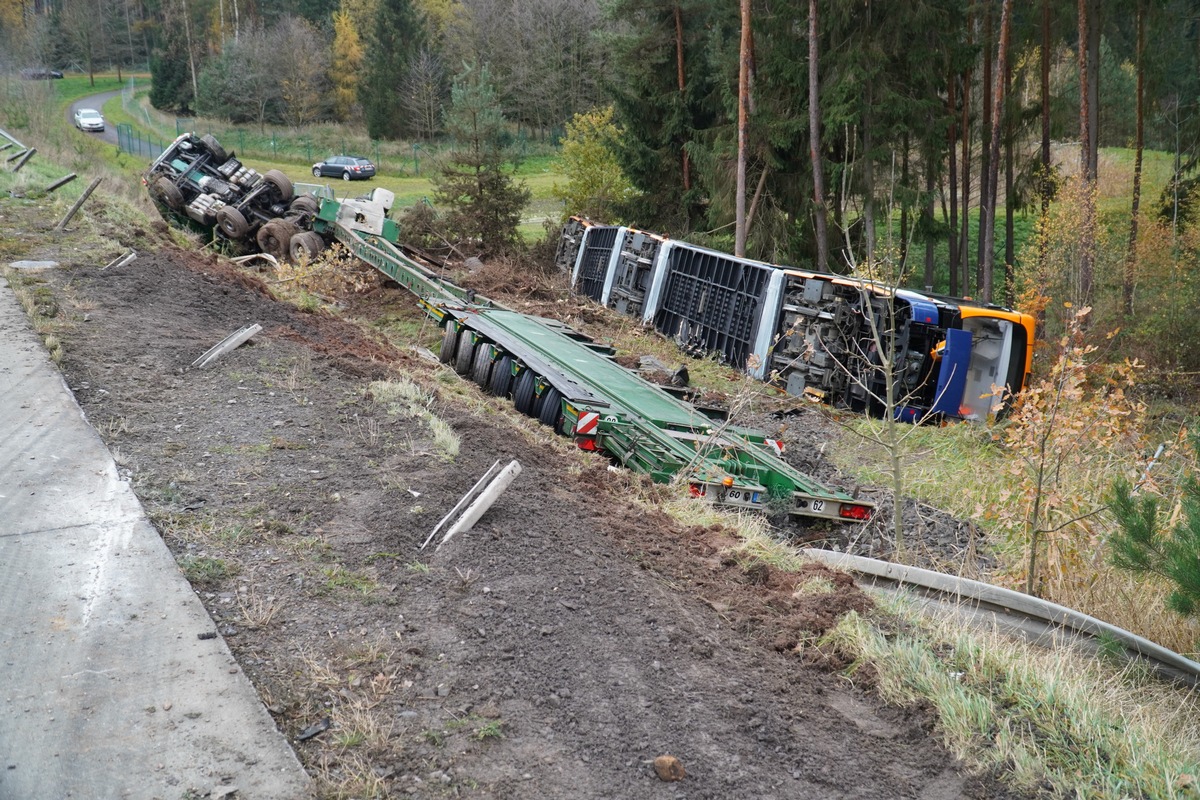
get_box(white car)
[74,108,104,132]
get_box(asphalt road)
[67,89,121,147]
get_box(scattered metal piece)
[421,459,501,550]
[54,176,102,231]
[296,717,331,741]
[231,252,280,269]
[191,324,263,370]
[438,460,522,549]
[101,249,137,272]
[44,173,77,193]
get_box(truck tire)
[152,177,184,210]
[289,195,319,216]
[256,219,295,259]
[200,134,227,163]
[263,169,293,203]
[216,206,249,239]
[488,355,514,397]
[513,370,538,416]
[538,387,564,432]
[439,321,458,363]
[454,329,475,375]
[289,231,324,262]
[470,344,493,387]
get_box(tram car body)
[557,216,1035,422]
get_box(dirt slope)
[27,239,1025,799]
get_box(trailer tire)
[216,206,249,239]
[289,231,325,262]
[489,355,514,397]
[438,321,458,363]
[256,219,295,259]
[513,370,538,416]
[200,134,227,164]
[152,177,184,210]
[263,169,294,203]
[538,387,563,432]
[454,329,475,375]
[470,343,493,387]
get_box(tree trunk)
[1125,0,1145,317]
[980,0,1011,305]
[809,0,829,272]
[181,0,199,111]
[735,0,751,256]
[1078,0,1095,306]
[900,132,910,267]
[959,33,973,297]
[1040,0,1052,281]
[977,0,993,281]
[1005,51,1015,307]
[924,146,936,291]
[674,4,690,192]
[948,73,959,296]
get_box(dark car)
[21,68,64,79]
[312,155,376,181]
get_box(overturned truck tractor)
[143,134,873,524]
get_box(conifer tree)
[433,63,532,256]
[331,5,365,122]
[363,0,425,139]
[1108,440,1200,618]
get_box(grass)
[821,602,1200,799]
[369,377,461,460]
[178,554,235,586]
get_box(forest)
[5,1,1200,368]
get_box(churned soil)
[31,237,1026,799]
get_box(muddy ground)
[15,220,1028,798]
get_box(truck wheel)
[256,219,295,259]
[289,231,324,262]
[538,387,564,433]
[438,321,458,363]
[153,177,184,210]
[513,370,538,416]
[454,329,475,375]
[263,169,293,203]
[200,134,227,163]
[216,206,249,239]
[289,196,319,216]
[470,344,493,387]
[489,355,514,397]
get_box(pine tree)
[433,63,532,256]
[363,0,426,140]
[1108,439,1200,618]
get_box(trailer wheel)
[256,219,295,259]
[200,134,227,163]
[513,370,538,416]
[263,169,294,203]
[454,329,475,375]
[216,206,249,239]
[152,177,184,210]
[438,321,458,363]
[538,387,564,433]
[470,343,493,387]
[289,231,325,262]
[489,355,514,397]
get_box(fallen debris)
[101,249,137,272]
[421,459,501,550]
[437,460,522,549]
[191,324,263,370]
[44,173,77,194]
[296,717,331,742]
[54,176,102,232]
[10,147,36,173]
